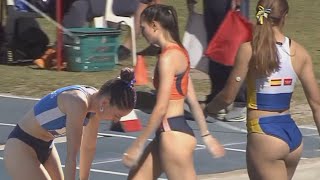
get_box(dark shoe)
[118,45,131,61]
[137,44,161,56]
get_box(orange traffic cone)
[134,55,149,85]
[110,110,142,132]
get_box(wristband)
[201,133,210,137]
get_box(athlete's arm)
[296,44,320,135]
[79,115,100,180]
[59,92,88,180]
[206,42,251,114]
[186,76,225,157]
[186,77,210,136]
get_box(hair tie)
[256,5,272,25]
[128,79,136,88]
[121,79,136,88]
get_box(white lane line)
[98,132,148,140]
[213,120,248,133]
[195,147,205,150]
[0,124,247,153]
[223,142,246,146]
[297,125,318,137]
[1,93,317,133]
[298,125,317,130]
[62,165,129,176]
[92,158,122,165]
[303,133,319,137]
[194,144,246,153]
[99,132,206,148]
[0,155,126,176]
[98,133,247,152]
[0,94,40,101]
[224,148,246,152]
[0,123,100,145]
[0,157,167,179]
[0,123,15,127]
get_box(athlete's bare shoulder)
[289,39,313,76]
[290,39,311,63]
[58,89,89,114]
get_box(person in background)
[206,0,320,179]
[34,0,107,69]
[240,0,249,18]
[202,0,247,122]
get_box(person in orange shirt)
[122,4,225,180]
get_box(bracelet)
[201,133,210,137]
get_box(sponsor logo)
[284,78,293,86]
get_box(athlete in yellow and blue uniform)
[205,0,320,179]
[246,37,303,151]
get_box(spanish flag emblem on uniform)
[270,79,282,86]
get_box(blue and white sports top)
[33,85,97,137]
[247,37,297,110]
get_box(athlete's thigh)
[159,131,197,180]
[247,153,287,180]
[4,139,51,180]
[44,144,64,180]
[128,139,162,180]
[246,133,289,180]
[285,143,303,180]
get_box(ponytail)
[250,0,289,77]
[251,5,280,76]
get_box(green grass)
[1,0,319,124]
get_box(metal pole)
[0,0,3,25]
[56,0,63,71]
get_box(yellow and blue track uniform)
[246,37,302,151]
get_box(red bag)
[205,10,253,66]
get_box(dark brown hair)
[141,4,183,48]
[98,68,136,110]
[251,0,289,76]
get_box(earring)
[100,106,104,112]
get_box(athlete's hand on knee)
[122,141,143,168]
[203,135,225,158]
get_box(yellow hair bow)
[256,5,272,25]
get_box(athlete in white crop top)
[247,37,297,110]
[205,0,320,179]
[4,68,137,180]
